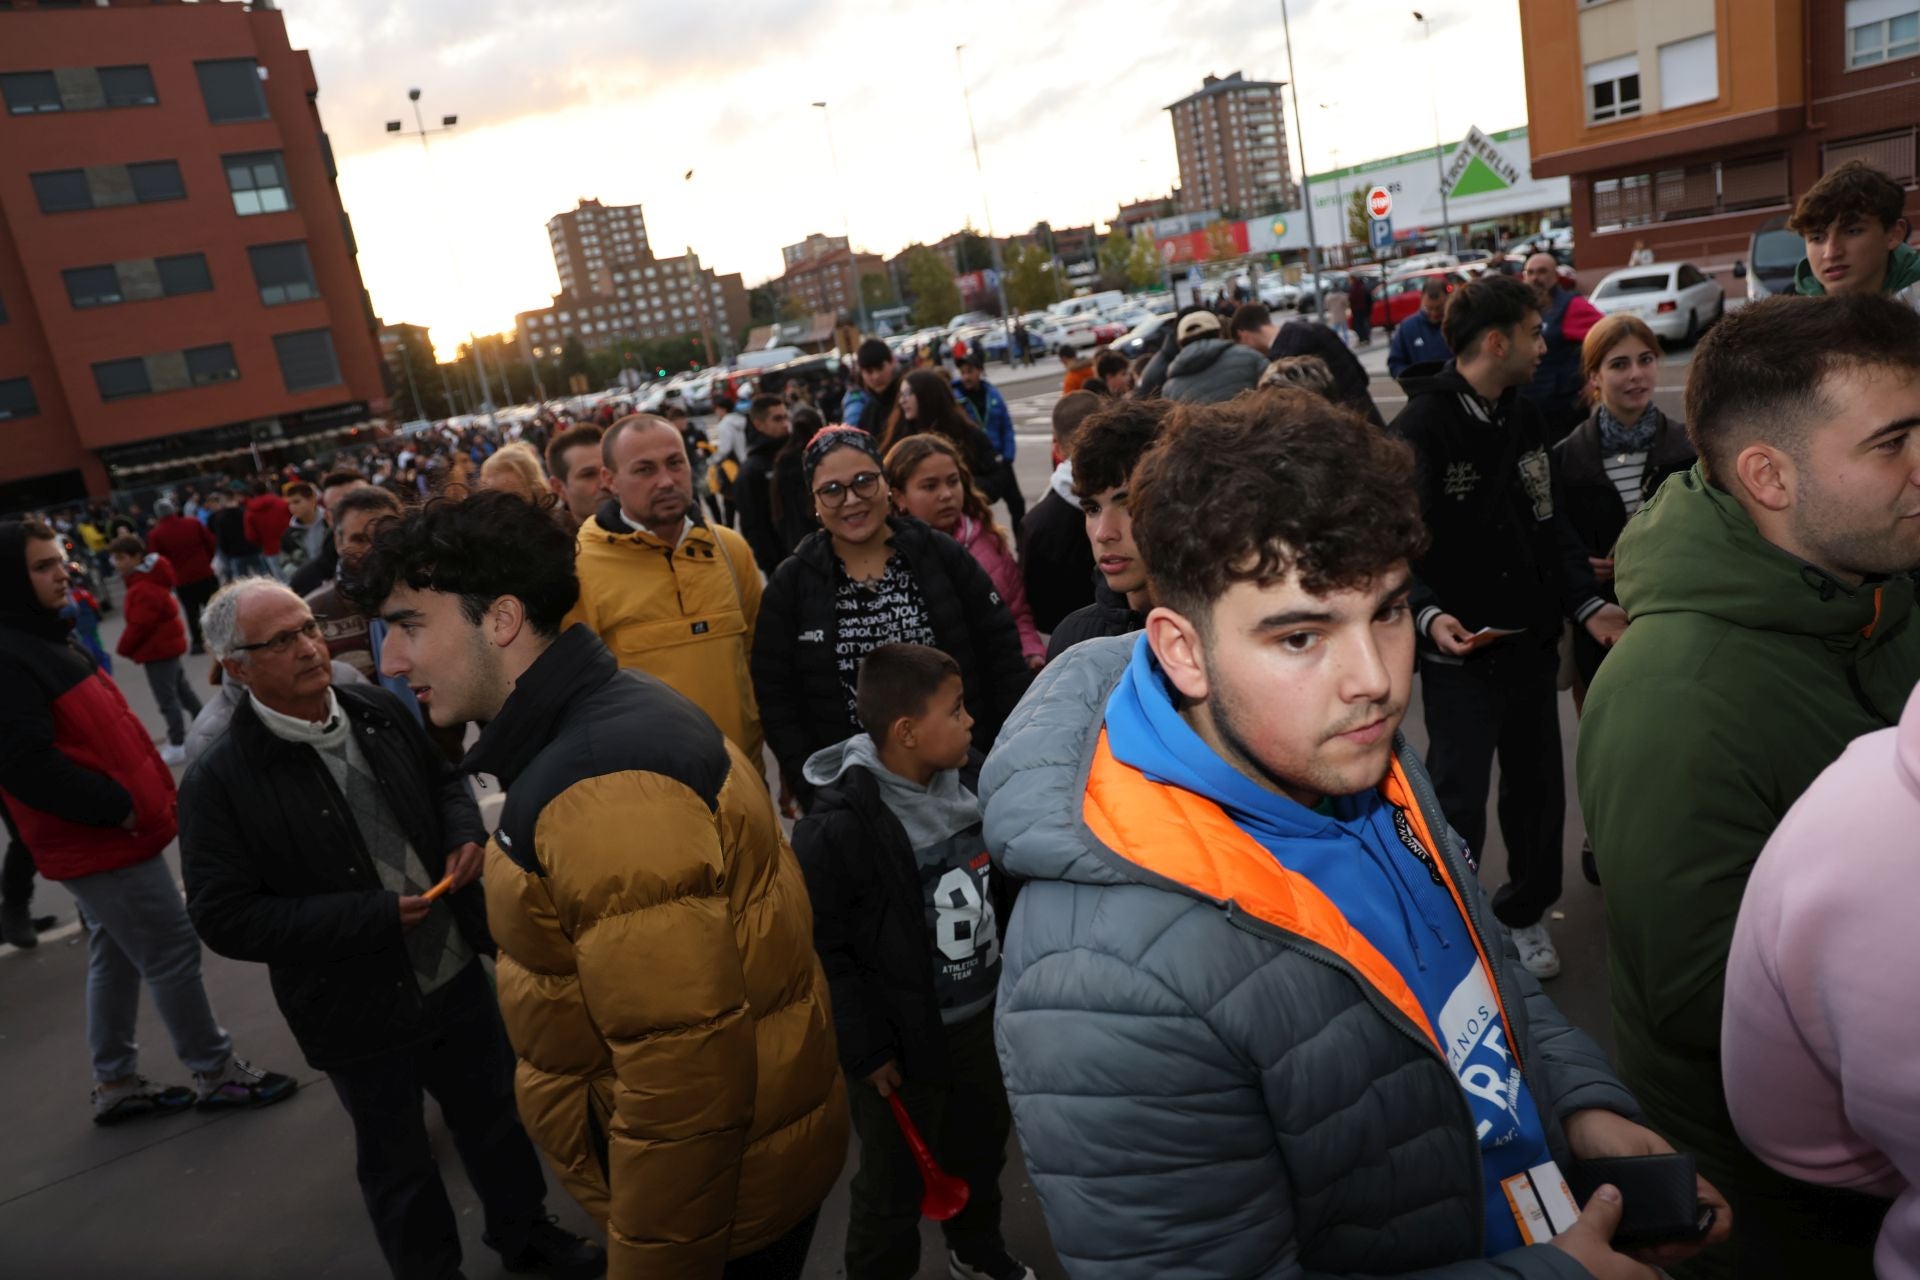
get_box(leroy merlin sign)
[1442,126,1524,198]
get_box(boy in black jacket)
[1390,274,1623,983]
[794,645,1033,1280]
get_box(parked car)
[1733,216,1803,301]
[1588,261,1725,344]
[1114,314,1174,360]
[1369,269,1468,329]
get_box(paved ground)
[1,343,1697,1275]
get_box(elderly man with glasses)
[178,577,605,1280]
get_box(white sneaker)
[1509,922,1561,979]
[159,743,186,766]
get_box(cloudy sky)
[282,0,1526,356]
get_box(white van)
[1047,290,1124,321]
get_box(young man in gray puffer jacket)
[983,393,1731,1279]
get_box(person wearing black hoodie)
[1390,275,1624,984]
[1018,393,1103,635]
[735,393,796,575]
[1270,317,1386,426]
[1043,397,1167,661]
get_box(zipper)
[1224,904,1487,1256]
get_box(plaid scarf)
[1596,403,1663,454]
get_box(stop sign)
[1367,185,1393,219]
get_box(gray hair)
[202,577,301,661]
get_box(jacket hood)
[1793,242,1920,297]
[127,553,176,589]
[463,624,619,786]
[1167,337,1236,378]
[1049,460,1076,504]
[1397,360,1481,401]
[0,519,72,642]
[1615,462,1902,639]
[802,733,981,849]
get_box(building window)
[1659,34,1719,110]
[63,265,124,308]
[0,377,38,422]
[92,357,152,401]
[273,329,342,392]
[63,254,211,308]
[129,161,186,203]
[30,161,183,213]
[157,254,214,296]
[1847,0,1920,66]
[248,242,319,305]
[1823,128,1918,184]
[186,344,240,386]
[1585,54,1642,122]
[196,59,269,123]
[1,65,155,114]
[1592,152,1790,230]
[225,151,291,216]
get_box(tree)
[778,291,809,323]
[559,334,591,383]
[954,225,995,273]
[1003,242,1060,311]
[389,329,453,421]
[1096,228,1134,291]
[902,248,963,328]
[1124,235,1165,290]
[747,282,781,327]
[860,271,895,311]
[1204,220,1238,263]
[1347,188,1370,249]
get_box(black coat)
[1044,579,1145,663]
[735,427,788,576]
[792,755,1013,1083]
[1269,321,1385,426]
[179,685,491,1070]
[772,445,814,555]
[1552,408,1695,682]
[1019,488,1096,635]
[1392,363,1599,649]
[750,515,1032,804]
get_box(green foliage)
[559,334,591,381]
[1124,236,1164,290]
[860,271,895,311]
[747,283,781,326]
[1347,188,1370,247]
[903,248,963,328]
[1003,242,1059,311]
[778,291,809,323]
[1096,229,1133,291]
[954,226,995,273]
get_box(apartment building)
[547,197,651,298]
[1167,72,1296,218]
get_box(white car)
[1588,262,1725,344]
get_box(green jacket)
[1578,464,1919,1184]
[1792,239,1920,310]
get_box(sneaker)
[1,900,36,949]
[1509,922,1562,980]
[949,1247,1038,1280]
[93,1076,196,1126]
[159,742,187,766]
[192,1057,298,1112]
[485,1216,606,1279]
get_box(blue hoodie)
[1103,636,1560,1253]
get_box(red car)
[1370,269,1468,329]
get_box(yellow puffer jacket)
[467,625,847,1278]
[567,501,766,767]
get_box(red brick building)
[1521,0,1920,276]
[0,0,386,508]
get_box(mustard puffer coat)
[466,625,847,1278]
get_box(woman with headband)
[750,426,1032,811]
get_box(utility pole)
[1280,0,1322,294]
[955,46,1016,360]
[812,101,870,338]
[1414,11,1455,253]
[385,89,500,430]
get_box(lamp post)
[1280,0,1323,298]
[1413,11,1455,253]
[954,45,1015,364]
[810,101,870,339]
[385,89,500,430]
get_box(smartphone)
[1568,1153,1715,1250]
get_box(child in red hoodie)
[109,537,203,766]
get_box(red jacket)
[244,493,293,557]
[116,555,188,664]
[146,514,217,585]
[0,628,177,880]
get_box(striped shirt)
[1604,451,1648,516]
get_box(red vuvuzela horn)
[886,1092,971,1221]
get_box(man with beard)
[1579,294,1920,1279]
[985,393,1722,1277]
[568,414,765,766]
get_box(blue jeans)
[66,854,232,1084]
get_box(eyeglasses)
[233,618,322,656]
[812,471,883,508]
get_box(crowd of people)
[2,158,1919,1280]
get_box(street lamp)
[953,46,1016,364]
[384,89,501,429]
[811,101,870,338]
[1413,11,1455,253]
[1280,0,1323,292]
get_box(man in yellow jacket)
[568,415,766,767]
[353,489,848,1279]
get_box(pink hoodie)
[953,514,1044,664]
[1723,681,1919,1277]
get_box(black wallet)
[1568,1153,1715,1250]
